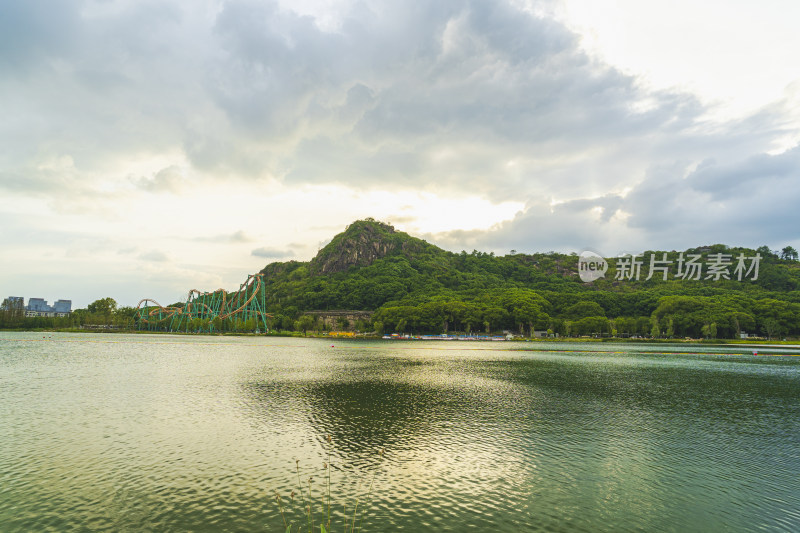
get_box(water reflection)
[238,345,800,531]
[2,334,799,532]
[238,350,549,529]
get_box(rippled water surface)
[1,333,799,532]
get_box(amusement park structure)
[134,273,271,332]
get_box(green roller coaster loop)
[134,273,271,333]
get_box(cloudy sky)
[2,0,799,308]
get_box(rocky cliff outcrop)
[309,219,431,274]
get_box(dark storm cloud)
[2,0,798,253]
[206,0,683,193]
[0,0,745,190]
[440,143,800,254]
[688,145,800,199]
[0,2,80,71]
[621,146,800,246]
[1,1,203,179]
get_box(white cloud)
[555,0,800,120]
[134,166,185,194]
[251,247,294,259]
[139,250,170,262]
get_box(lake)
[1,332,798,532]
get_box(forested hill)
[259,219,800,338]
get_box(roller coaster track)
[134,273,271,332]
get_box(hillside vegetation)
[257,219,800,339]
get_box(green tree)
[756,245,776,258]
[0,298,25,327]
[87,297,117,316]
[761,318,782,339]
[651,321,660,338]
[564,301,606,320]
[86,297,118,325]
[113,306,136,327]
[295,314,315,334]
[780,246,798,261]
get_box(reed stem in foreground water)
[273,439,384,532]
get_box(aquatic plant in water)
[272,436,384,532]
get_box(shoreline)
[2,327,799,346]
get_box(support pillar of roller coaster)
[134,273,271,333]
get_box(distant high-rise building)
[54,300,72,313]
[27,298,49,312]
[6,297,73,317]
